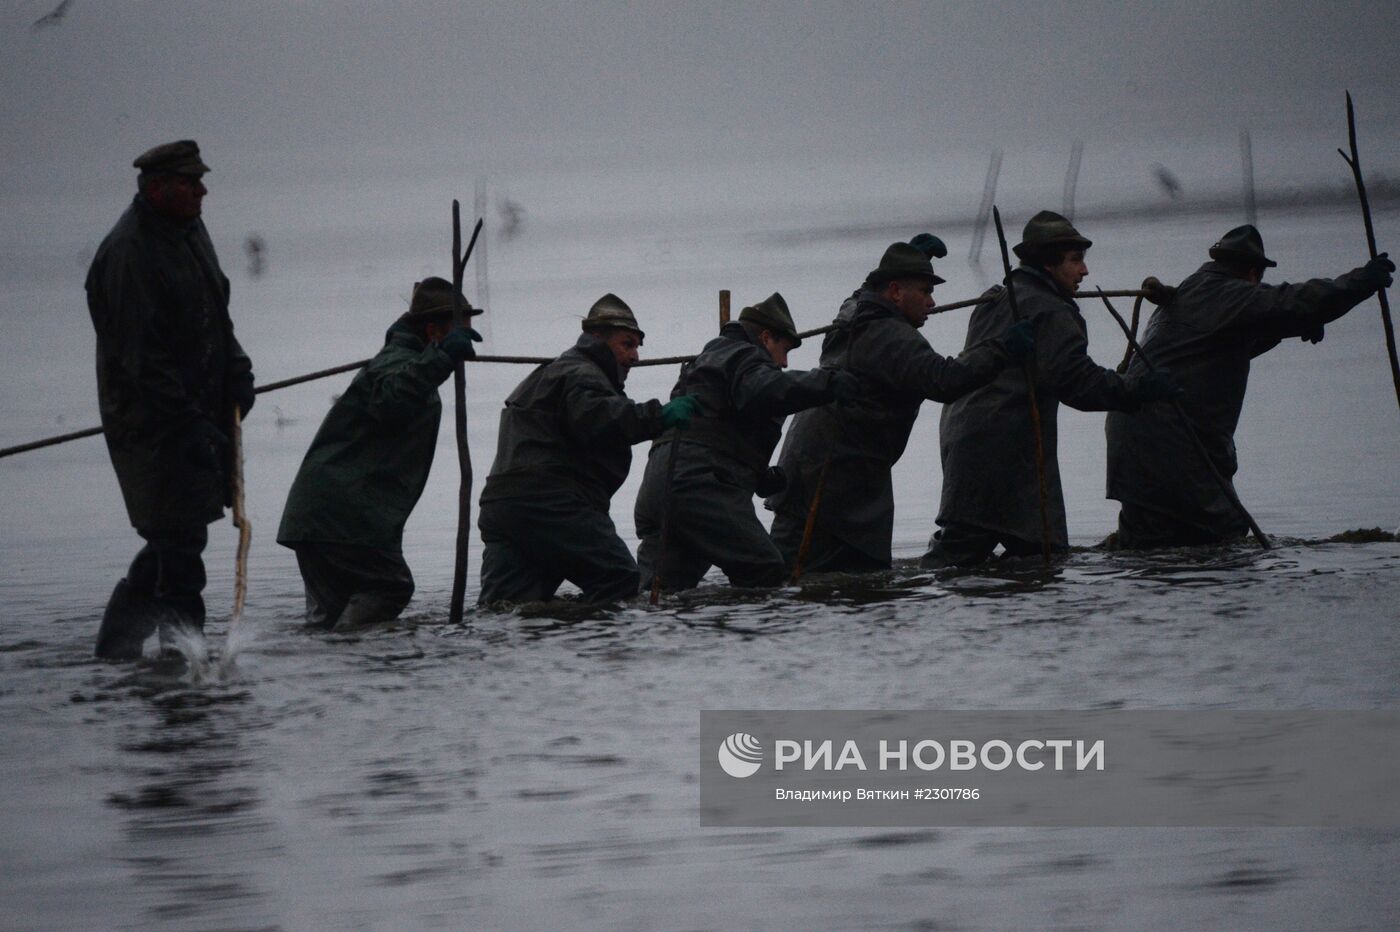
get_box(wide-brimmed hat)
[403,276,480,323]
[867,242,947,287]
[133,139,210,176]
[1012,210,1092,260]
[583,293,645,340]
[1208,224,1277,268]
[739,292,801,348]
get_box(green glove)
[439,325,483,362]
[661,394,700,430]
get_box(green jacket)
[85,195,253,530]
[277,326,454,552]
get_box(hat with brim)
[583,293,645,340]
[402,276,480,323]
[1012,210,1092,260]
[133,139,210,177]
[867,242,946,287]
[1208,224,1277,268]
[739,292,801,348]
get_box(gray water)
[2,162,1399,929]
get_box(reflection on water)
[1,537,1397,928]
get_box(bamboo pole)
[1337,90,1400,418]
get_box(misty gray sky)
[3,0,1399,198]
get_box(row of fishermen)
[88,141,1393,654]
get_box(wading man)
[636,293,857,592]
[276,278,482,629]
[926,211,1179,566]
[477,295,698,605]
[767,240,1034,573]
[1106,225,1393,548]
[87,141,255,659]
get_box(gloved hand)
[1000,319,1035,364]
[229,379,256,418]
[439,325,484,362]
[908,233,948,260]
[1134,367,1184,404]
[755,466,787,498]
[1362,252,1394,289]
[181,419,230,472]
[1300,323,1325,344]
[661,394,700,430]
[1141,275,1177,307]
[829,369,862,404]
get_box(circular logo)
[718,732,763,778]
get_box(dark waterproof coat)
[768,292,1011,564]
[86,194,253,531]
[480,334,667,510]
[278,327,454,552]
[1106,261,1379,537]
[938,266,1139,547]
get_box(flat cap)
[583,293,645,340]
[133,140,210,176]
[1209,224,1277,268]
[403,276,481,323]
[868,242,946,287]
[739,292,801,348]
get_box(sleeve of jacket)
[728,351,837,417]
[98,243,208,431]
[1237,267,1380,349]
[562,372,667,445]
[1036,306,1137,412]
[878,323,1010,402]
[366,344,455,422]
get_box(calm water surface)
[2,169,1398,929]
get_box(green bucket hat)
[1012,210,1093,261]
[1208,224,1277,268]
[403,276,480,323]
[867,242,947,287]
[133,139,210,176]
[739,292,801,348]
[583,293,645,340]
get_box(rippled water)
[2,166,1398,927]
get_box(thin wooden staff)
[1337,90,1400,416]
[992,206,1053,568]
[447,206,484,625]
[1,289,1152,461]
[230,405,251,624]
[1091,288,1271,550]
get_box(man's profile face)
[147,174,207,221]
[889,278,936,328]
[759,330,796,369]
[1046,249,1088,295]
[603,330,642,382]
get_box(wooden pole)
[992,206,1054,568]
[1092,289,1271,550]
[1337,90,1400,417]
[447,206,483,624]
[719,289,731,327]
[230,406,251,625]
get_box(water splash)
[157,617,256,684]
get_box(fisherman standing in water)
[635,293,858,592]
[86,141,256,659]
[926,211,1180,566]
[1106,225,1393,548]
[277,278,482,629]
[477,295,698,605]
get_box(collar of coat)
[383,321,428,350]
[132,192,201,239]
[718,320,761,347]
[1014,263,1079,303]
[571,332,625,390]
[849,290,904,328]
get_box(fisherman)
[767,240,1035,573]
[925,211,1180,566]
[86,140,256,659]
[276,278,482,629]
[477,295,699,605]
[635,293,859,591]
[1106,225,1393,548]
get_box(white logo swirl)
[718,732,763,778]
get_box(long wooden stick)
[0,289,1150,461]
[1337,90,1400,416]
[1092,289,1271,550]
[231,406,251,624]
[788,458,828,585]
[992,207,1053,567]
[447,206,483,624]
